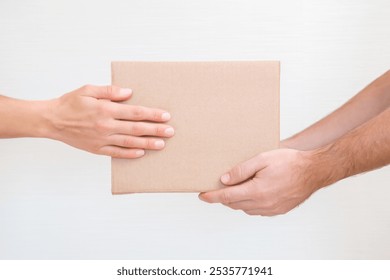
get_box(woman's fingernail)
[161,112,171,121]
[164,127,175,136]
[221,173,230,183]
[120,88,132,96]
[154,140,165,149]
[135,150,145,156]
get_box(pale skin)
[199,70,390,216]
[0,85,174,158]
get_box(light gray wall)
[0,0,389,259]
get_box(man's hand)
[198,72,390,217]
[46,85,174,158]
[199,149,320,216]
[199,107,389,216]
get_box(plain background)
[0,0,389,259]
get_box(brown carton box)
[112,61,279,193]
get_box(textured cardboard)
[111,61,280,193]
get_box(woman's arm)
[0,85,174,158]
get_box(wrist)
[281,135,307,150]
[305,144,346,190]
[35,98,58,139]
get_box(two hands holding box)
[0,62,389,216]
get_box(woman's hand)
[46,85,174,158]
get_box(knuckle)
[105,85,113,96]
[110,149,123,158]
[95,147,105,155]
[245,182,257,196]
[90,142,103,154]
[152,109,160,121]
[96,146,110,156]
[130,123,144,136]
[95,120,109,133]
[132,106,145,119]
[93,146,102,154]
[145,138,155,149]
[154,125,162,136]
[98,102,114,115]
[230,165,243,181]
[220,191,231,204]
[122,137,135,147]
[109,148,137,159]
[81,84,93,92]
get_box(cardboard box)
[111,61,280,193]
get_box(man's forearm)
[309,107,390,189]
[283,70,390,150]
[0,95,52,138]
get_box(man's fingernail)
[161,112,171,121]
[164,127,175,136]
[221,173,230,183]
[135,150,145,156]
[154,140,165,149]
[119,88,132,96]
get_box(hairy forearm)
[283,70,390,150]
[308,107,390,189]
[0,95,52,138]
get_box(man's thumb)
[221,154,265,186]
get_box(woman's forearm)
[0,95,52,138]
[282,70,390,150]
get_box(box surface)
[111,61,280,193]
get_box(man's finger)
[199,182,252,204]
[82,85,133,101]
[244,209,280,217]
[221,154,267,186]
[224,200,259,211]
